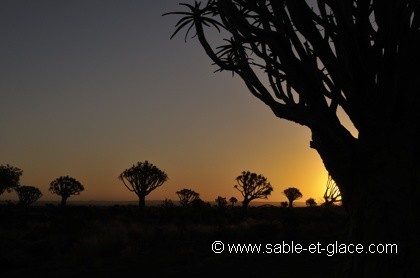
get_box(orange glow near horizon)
[1,117,330,205]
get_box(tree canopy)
[15,185,42,206]
[0,164,23,195]
[229,196,238,206]
[119,160,168,208]
[234,171,273,209]
[176,188,201,206]
[305,197,317,207]
[283,187,303,208]
[166,1,419,139]
[49,176,84,206]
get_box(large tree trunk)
[311,124,420,277]
[341,173,420,277]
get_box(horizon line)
[0,199,310,207]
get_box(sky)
[0,0,333,204]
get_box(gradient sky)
[0,0,345,204]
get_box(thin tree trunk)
[61,196,68,206]
[138,194,146,209]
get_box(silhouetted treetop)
[118,160,168,209]
[0,164,23,195]
[306,197,317,207]
[283,187,303,208]
[15,185,42,206]
[229,196,238,206]
[176,188,200,206]
[49,176,84,206]
[215,196,228,208]
[119,161,168,194]
[166,1,420,134]
[234,171,273,210]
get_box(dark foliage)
[14,186,42,206]
[49,176,84,206]
[176,188,201,207]
[234,171,273,210]
[0,164,23,195]
[306,198,317,207]
[283,187,303,208]
[119,161,168,209]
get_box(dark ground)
[0,204,348,277]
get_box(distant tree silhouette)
[305,198,317,207]
[323,175,342,207]
[118,161,168,209]
[14,185,42,206]
[229,196,238,207]
[234,171,273,211]
[283,187,302,208]
[176,188,200,207]
[49,176,84,206]
[280,201,288,208]
[161,198,175,209]
[0,164,22,195]
[166,1,420,276]
[215,196,227,209]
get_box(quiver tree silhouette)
[166,1,420,276]
[49,176,84,206]
[118,161,168,209]
[176,188,200,207]
[283,187,303,208]
[305,198,317,207]
[234,171,273,211]
[14,185,42,206]
[0,164,22,195]
[323,175,342,207]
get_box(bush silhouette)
[280,201,288,208]
[215,196,227,208]
[305,198,317,207]
[229,197,238,207]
